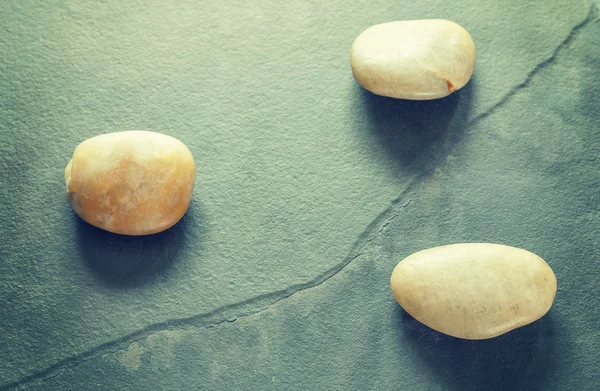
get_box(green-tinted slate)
[0,0,598,390]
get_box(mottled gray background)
[1,0,599,390]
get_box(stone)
[390,243,557,339]
[64,130,195,235]
[351,20,476,100]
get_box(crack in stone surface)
[373,200,412,237]
[2,5,597,390]
[463,3,597,131]
[4,192,413,391]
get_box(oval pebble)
[390,243,557,339]
[65,130,196,235]
[351,19,476,100]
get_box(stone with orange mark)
[351,20,476,100]
[65,130,195,235]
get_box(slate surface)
[1,1,599,390]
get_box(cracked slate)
[24,9,600,390]
[0,0,598,390]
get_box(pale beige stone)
[390,243,557,339]
[65,130,195,235]
[351,20,476,100]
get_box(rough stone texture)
[0,0,598,390]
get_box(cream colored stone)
[65,130,195,235]
[351,20,476,100]
[390,243,557,339]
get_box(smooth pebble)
[351,19,476,100]
[390,243,557,339]
[65,130,195,235]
